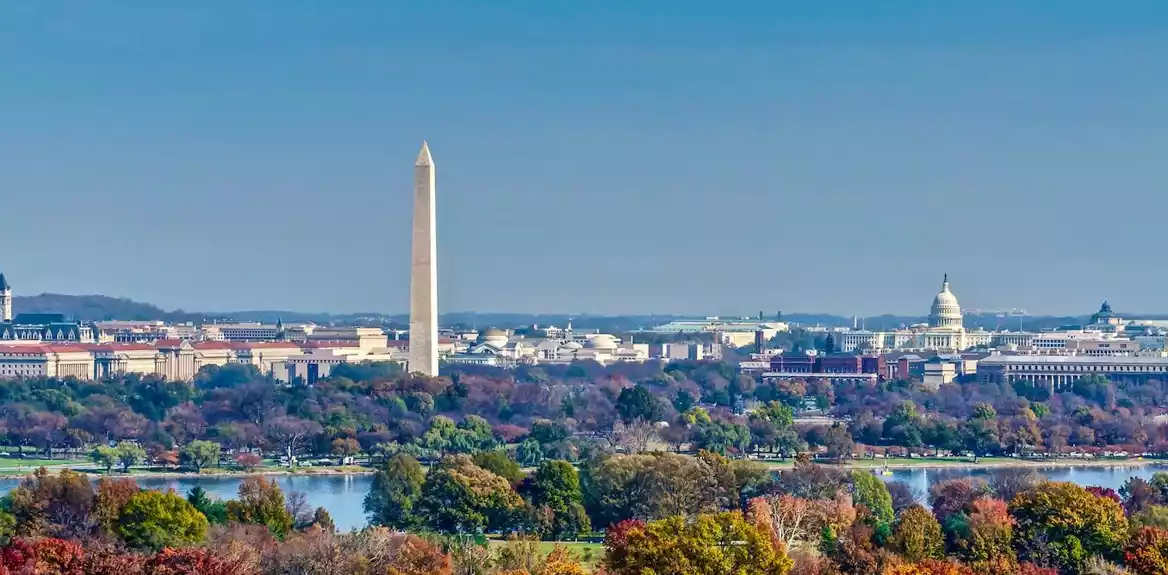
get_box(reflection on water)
[0,474,376,532]
[881,464,1168,504]
[0,464,1163,531]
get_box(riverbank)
[0,463,376,480]
[761,456,1168,470]
[0,454,1163,480]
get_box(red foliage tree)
[81,546,145,575]
[1,538,36,573]
[1125,526,1168,575]
[386,534,452,575]
[144,548,257,575]
[29,538,85,575]
[234,453,262,471]
[1085,486,1122,504]
[1015,563,1058,575]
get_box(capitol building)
[838,275,1032,354]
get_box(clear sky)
[2,1,1167,316]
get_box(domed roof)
[477,327,508,347]
[562,341,583,350]
[586,334,618,350]
[928,274,963,329]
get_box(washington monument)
[409,141,439,376]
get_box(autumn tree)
[954,496,1016,571]
[117,490,209,551]
[1125,526,1168,575]
[604,511,792,575]
[417,454,526,534]
[929,477,990,542]
[6,468,95,538]
[225,477,295,537]
[93,477,139,535]
[144,547,256,575]
[891,504,944,561]
[1008,481,1127,573]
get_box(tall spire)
[409,140,439,376]
[416,141,433,166]
[0,273,9,291]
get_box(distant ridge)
[9,293,1137,332]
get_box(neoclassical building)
[838,275,1031,354]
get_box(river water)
[0,465,1162,532]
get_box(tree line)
[3,359,1168,471]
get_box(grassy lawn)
[0,458,74,469]
[487,539,604,570]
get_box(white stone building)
[837,275,1032,354]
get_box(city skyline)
[4,3,1168,315]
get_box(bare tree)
[265,416,322,462]
[612,419,658,454]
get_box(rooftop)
[979,354,1168,365]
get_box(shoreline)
[826,457,1168,471]
[0,456,1164,480]
[0,466,376,480]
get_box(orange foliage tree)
[1125,526,1168,575]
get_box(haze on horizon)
[2,1,1167,317]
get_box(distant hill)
[10,293,1157,333]
[12,294,203,323]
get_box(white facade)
[408,142,439,376]
[837,275,1033,354]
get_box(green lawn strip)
[485,538,604,568]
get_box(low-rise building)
[978,354,1168,389]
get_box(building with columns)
[837,275,1033,354]
[978,354,1168,390]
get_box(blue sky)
[2,2,1167,316]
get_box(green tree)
[891,504,944,561]
[474,450,524,484]
[529,460,591,540]
[91,445,117,474]
[364,452,426,530]
[185,485,227,525]
[1009,481,1128,574]
[516,438,544,467]
[850,470,894,527]
[421,415,457,455]
[179,440,220,472]
[418,454,526,534]
[116,489,209,551]
[114,441,146,473]
[225,476,295,537]
[754,401,794,427]
[972,402,998,421]
[616,385,664,424]
[962,418,1000,463]
[691,419,751,455]
[604,511,792,575]
[456,414,497,453]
